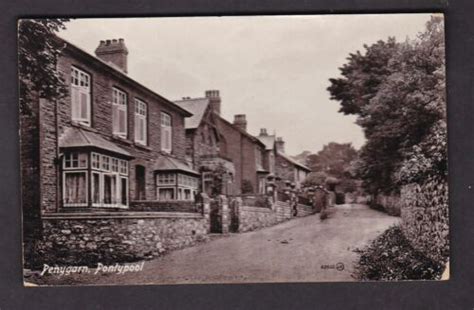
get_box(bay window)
[70,66,91,126]
[112,88,128,138]
[62,151,129,208]
[134,99,147,145]
[156,172,198,201]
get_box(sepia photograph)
[19,13,448,286]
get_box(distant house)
[217,114,268,195]
[257,130,311,190]
[176,91,267,195]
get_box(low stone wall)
[274,201,292,222]
[296,203,314,217]
[235,197,315,233]
[400,177,449,264]
[238,206,279,232]
[130,200,199,213]
[34,212,209,267]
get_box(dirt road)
[38,204,399,286]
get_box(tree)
[302,171,328,188]
[328,16,446,194]
[18,19,69,114]
[306,142,358,179]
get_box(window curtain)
[65,173,86,204]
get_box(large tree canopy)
[18,19,69,114]
[328,16,446,194]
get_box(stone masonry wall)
[296,203,314,217]
[400,177,449,264]
[238,206,278,232]
[33,212,209,268]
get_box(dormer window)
[112,87,128,138]
[134,99,147,145]
[70,66,91,126]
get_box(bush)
[353,226,445,281]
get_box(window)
[70,66,91,125]
[161,112,172,153]
[63,151,129,208]
[156,172,198,201]
[63,172,88,207]
[63,152,88,169]
[112,88,128,137]
[134,99,147,145]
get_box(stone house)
[20,37,209,264]
[217,114,268,195]
[175,92,267,195]
[257,129,311,190]
[174,91,236,197]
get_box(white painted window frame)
[160,112,172,153]
[112,87,128,138]
[134,98,147,145]
[70,66,91,126]
[63,170,88,207]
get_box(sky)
[58,14,434,156]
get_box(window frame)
[70,66,91,126]
[156,172,198,201]
[134,98,148,145]
[112,87,128,138]
[160,112,172,153]
[62,170,89,207]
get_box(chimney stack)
[233,114,247,132]
[276,137,285,153]
[259,128,268,136]
[95,38,129,73]
[205,90,221,115]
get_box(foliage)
[201,163,229,197]
[18,19,69,115]
[306,142,358,179]
[353,226,445,280]
[302,171,328,187]
[241,179,254,194]
[305,142,359,193]
[328,16,446,194]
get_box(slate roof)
[258,135,276,151]
[59,127,131,157]
[153,156,200,175]
[277,151,311,172]
[174,98,209,129]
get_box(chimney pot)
[95,38,129,73]
[259,128,268,136]
[276,137,285,153]
[205,89,221,115]
[233,114,247,132]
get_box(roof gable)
[174,98,210,129]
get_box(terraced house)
[21,36,315,266]
[21,37,209,265]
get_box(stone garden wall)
[235,196,315,233]
[400,177,449,264]
[238,206,279,232]
[35,212,209,267]
[296,203,314,217]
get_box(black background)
[1,0,473,309]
